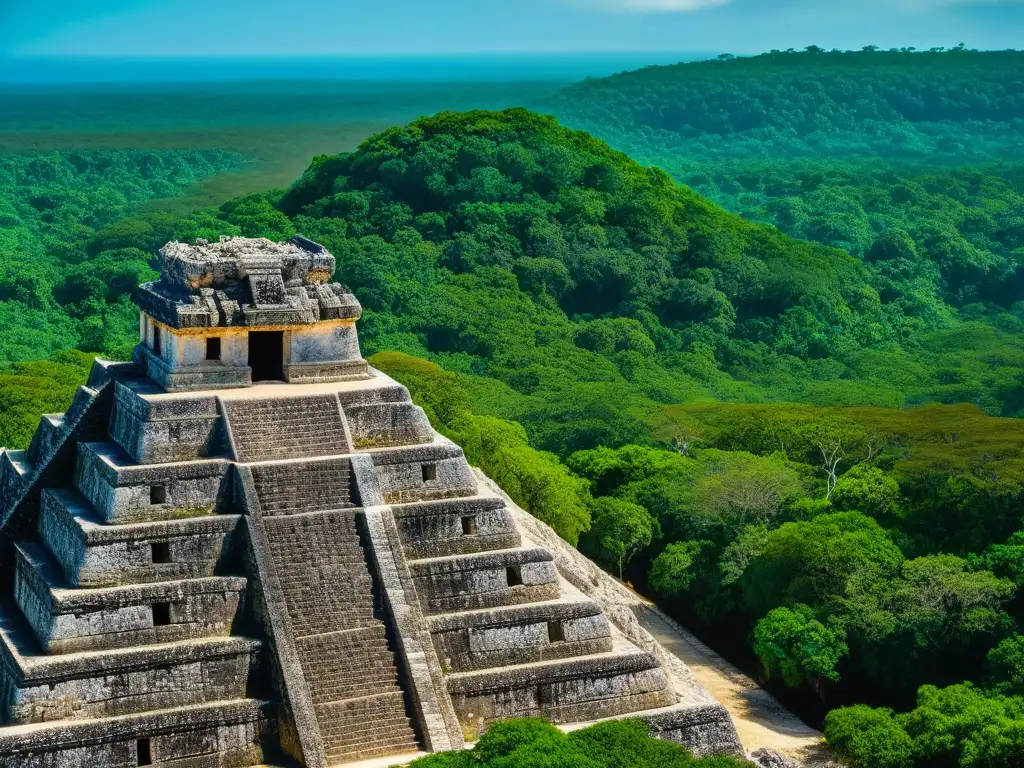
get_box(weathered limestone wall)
[370,443,478,504]
[74,442,231,524]
[392,495,521,559]
[345,403,434,449]
[1,636,259,724]
[109,382,226,464]
[429,601,614,673]
[14,544,245,654]
[37,489,240,587]
[448,652,675,730]
[0,700,274,768]
[289,322,361,365]
[411,548,561,614]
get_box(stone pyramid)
[0,236,741,767]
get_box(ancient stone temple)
[0,236,741,766]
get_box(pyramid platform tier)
[37,488,241,588]
[0,601,261,725]
[408,547,562,614]
[446,646,676,734]
[427,598,615,673]
[14,541,247,654]
[73,441,234,524]
[0,698,276,768]
[391,494,522,559]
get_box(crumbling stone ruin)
[0,236,742,766]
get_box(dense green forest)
[0,149,247,365]
[551,47,1024,164]
[3,48,1024,768]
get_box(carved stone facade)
[0,237,742,766]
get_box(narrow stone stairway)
[257,505,420,763]
[223,394,350,462]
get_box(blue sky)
[1,0,1022,57]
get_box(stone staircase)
[223,395,350,463]
[254,501,419,764]
[250,459,358,517]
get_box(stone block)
[38,489,241,587]
[410,548,560,614]
[74,443,232,524]
[447,651,675,731]
[14,543,245,654]
[429,600,613,672]
[369,443,478,504]
[345,403,434,449]
[109,381,226,464]
[392,495,521,559]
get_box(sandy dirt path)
[632,602,834,765]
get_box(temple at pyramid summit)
[0,236,741,767]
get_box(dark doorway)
[249,331,284,382]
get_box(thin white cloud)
[566,0,731,12]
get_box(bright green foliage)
[553,49,1024,165]
[0,150,245,367]
[649,541,713,598]
[827,684,1024,768]
[580,497,657,579]
[987,636,1024,695]
[823,705,914,768]
[740,512,903,616]
[753,604,848,689]
[0,351,95,448]
[832,464,904,521]
[407,717,751,768]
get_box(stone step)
[262,510,383,637]
[14,541,245,654]
[38,488,242,587]
[311,678,404,705]
[223,394,350,462]
[250,459,357,516]
[324,737,421,765]
[318,692,418,760]
[0,600,261,724]
[0,450,34,510]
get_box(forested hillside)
[550,50,1024,424]
[5,85,1024,765]
[551,47,1024,163]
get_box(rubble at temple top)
[158,235,335,290]
[137,235,361,329]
